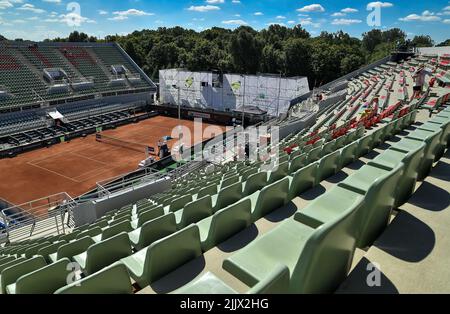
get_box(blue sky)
[0,0,449,42]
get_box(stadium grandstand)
[0,46,449,296]
[0,41,157,158]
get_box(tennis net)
[95,133,153,156]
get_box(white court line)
[27,162,81,183]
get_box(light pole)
[241,75,246,129]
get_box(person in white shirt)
[412,65,432,98]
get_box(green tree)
[229,28,263,73]
[412,35,434,47]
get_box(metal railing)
[1,193,77,243]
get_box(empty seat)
[93,221,133,243]
[197,199,252,251]
[37,241,67,264]
[73,232,132,275]
[130,206,164,229]
[23,241,51,259]
[339,141,358,169]
[1,256,47,294]
[128,213,177,251]
[175,196,213,228]
[75,227,102,240]
[248,177,289,222]
[168,195,193,212]
[306,146,321,163]
[197,184,218,199]
[356,134,373,158]
[223,199,360,293]
[55,262,133,294]
[316,151,340,183]
[288,162,318,201]
[243,172,267,196]
[121,225,202,287]
[7,258,71,294]
[267,161,289,183]
[212,182,243,212]
[289,153,307,173]
[220,174,240,189]
[49,236,94,263]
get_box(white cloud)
[276,15,286,19]
[331,18,362,25]
[206,0,224,3]
[187,5,220,12]
[367,2,394,9]
[222,19,248,25]
[300,17,321,27]
[287,20,296,24]
[254,12,263,16]
[42,0,61,3]
[399,10,441,22]
[17,3,45,14]
[341,8,358,13]
[331,12,345,17]
[98,10,108,15]
[443,19,450,24]
[0,0,23,10]
[109,9,154,21]
[297,4,325,13]
[232,0,241,3]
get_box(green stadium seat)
[267,161,289,183]
[0,256,16,266]
[1,256,47,294]
[287,162,318,201]
[93,220,133,243]
[212,182,243,212]
[173,264,290,294]
[73,232,132,275]
[121,225,202,287]
[58,231,80,242]
[75,227,102,240]
[243,172,268,196]
[197,199,252,251]
[371,144,426,207]
[339,163,404,248]
[339,141,358,169]
[417,121,449,159]
[428,116,450,148]
[55,262,133,294]
[175,196,213,228]
[36,241,67,264]
[7,258,71,294]
[248,177,289,222]
[321,140,335,157]
[356,134,373,158]
[197,184,218,199]
[223,200,360,293]
[168,195,193,212]
[381,121,396,142]
[289,153,307,173]
[371,127,385,149]
[404,128,443,180]
[0,258,27,274]
[128,213,177,251]
[316,151,341,183]
[220,174,240,189]
[334,135,347,149]
[130,206,164,229]
[23,241,51,258]
[306,146,322,163]
[49,236,94,263]
[241,167,258,181]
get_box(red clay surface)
[0,116,225,206]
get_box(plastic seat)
[37,241,67,263]
[339,163,404,248]
[93,221,133,243]
[418,121,449,158]
[243,172,268,196]
[289,153,307,174]
[316,151,340,183]
[23,241,51,259]
[247,177,289,222]
[130,206,164,229]
[73,232,132,275]
[0,256,47,294]
[173,264,290,294]
[168,195,192,212]
[212,182,243,212]
[197,199,252,251]
[7,258,71,294]
[75,227,102,240]
[121,225,202,287]
[321,140,335,157]
[175,196,213,228]
[223,199,360,293]
[128,213,177,251]
[267,161,289,183]
[197,184,218,199]
[55,262,133,294]
[428,116,450,148]
[339,141,358,169]
[356,134,373,158]
[287,162,318,201]
[49,236,94,263]
[306,146,322,163]
[220,174,240,189]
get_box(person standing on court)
[412,64,432,99]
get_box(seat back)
[135,213,177,250]
[169,194,193,212]
[268,161,289,183]
[317,151,340,183]
[205,199,252,251]
[243,172,268,196]
[241,167,258,181]
[85,232,132,275]
[288,162,318,201]
[180,196,213,228]
[339,141,358,168]
[101,221,133,241]
[37,241,67,263]
[76,227,102,240]
[252,178,290,221]
[197,184,218,198]
[289,153,307,174]
[145,225,202,284]
[215,182,243,212]
[57,236,94,260]
[55,262,133,294]
[15,258,72,294]
[136,205,164,227]
[247,264,290,294]
[307,146,322,163]
[291,194,361,293]
[24,241,51,259]
[1,256,47,294]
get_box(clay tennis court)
[0,115,226,206]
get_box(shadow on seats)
[377,142,391,150]
[374,211,435,263]
[217,224,259,253]
[336,257,399,294]
[299,185,326,201]
[346,160,365,170]
[408,182,450,212]
[363,150,380,160]
[264,202,298,223]
[325,171,348,184]
[151,256,206,294]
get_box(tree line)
[1,26,449,88]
